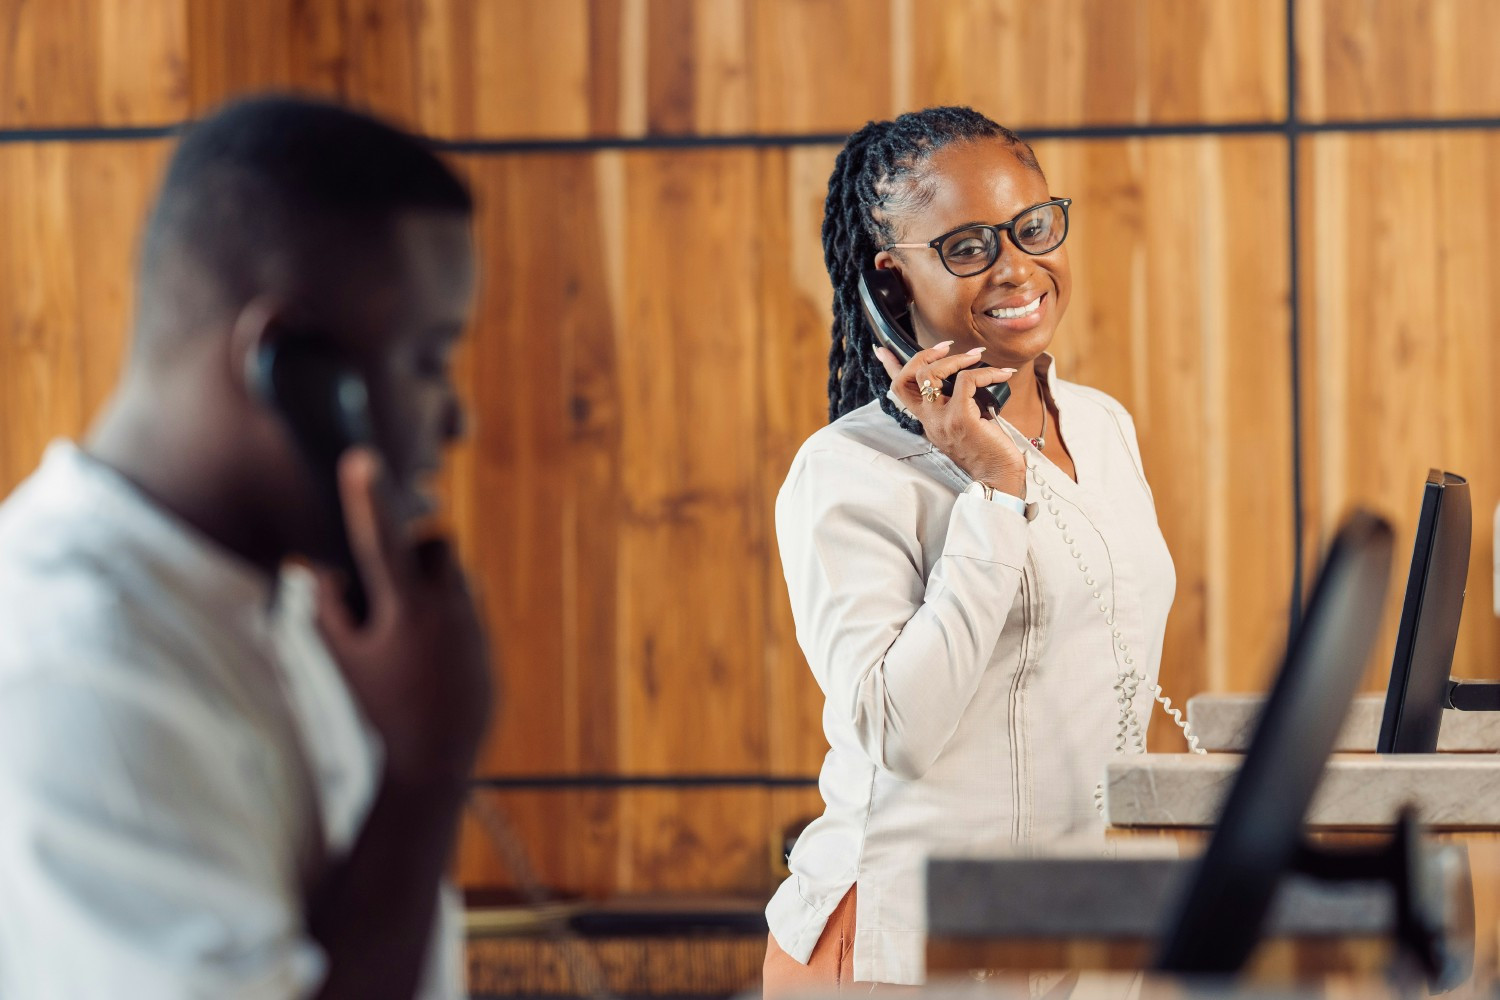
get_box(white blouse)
[765,355,1176,985]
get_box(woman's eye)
[949,239,986,257]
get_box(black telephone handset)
[857,268,1010,417]
[249,336,376,624]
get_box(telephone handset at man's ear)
[248,335,376,624]
[857,268,1011,418]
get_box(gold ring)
[919,379,941,403]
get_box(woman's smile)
[980,291,1047,333]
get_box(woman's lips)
[981,292,1047,332]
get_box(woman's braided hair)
[822,106,1041,431]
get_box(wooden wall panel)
[1299,0,1500,121]
[176,0,1283,139]
[459,786,823,895]
[0,0,187,126]
[757,146,844,779]
[1031,136,1295,713]
[1301,131,1500,690]
[907,0,1285,127]
[0,141,166,494]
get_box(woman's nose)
[985,241,1033,286]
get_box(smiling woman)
[763,106,1196,991]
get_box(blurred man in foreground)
[0,95,491,999]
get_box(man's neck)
[86,380,283,578]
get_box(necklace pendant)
[1030,436,1046,450]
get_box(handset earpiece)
[857,268,1011,417]
[249,332,374,623]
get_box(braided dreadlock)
[822,106,1041,431]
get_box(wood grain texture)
[459,786,821,896]
[0,0,188,127]
[87,0,1284,138]
[0,141,167,493]
[758,146,843,779]
[1030,136,1295,723]
[1299,0,1500,122]
[1300,131,1500,692]
[907,0,1285,127]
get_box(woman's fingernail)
[967,347,986,356]
[999,367,1018,373]
[935,340,954,349]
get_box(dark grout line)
[9,114,1500,149]
[470,774,820,790]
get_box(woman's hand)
[876,342,1026,498]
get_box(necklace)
[1029,376,1048,450]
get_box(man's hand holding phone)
[314,447,492,788]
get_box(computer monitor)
[1154,510,1394,974]
[1376,470,1470,754]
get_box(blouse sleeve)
[775,443,1029,780]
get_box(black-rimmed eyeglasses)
[881,198,1072,277]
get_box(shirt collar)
[42,440,278,619]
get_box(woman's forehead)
[911,139,1049,229]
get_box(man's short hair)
[137,94,473,339]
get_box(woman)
[762,106,1195,991]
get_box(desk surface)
[1187,693,1500,752]
[1106,752,1500,828]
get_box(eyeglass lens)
[937,203,1067,276]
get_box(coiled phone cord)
[1024,462,1205,819]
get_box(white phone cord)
[1025,463,1205,819]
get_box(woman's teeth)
[986,296,1042,320]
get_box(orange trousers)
[762,886,920,996]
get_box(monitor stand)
[1445,679,1500,712]
[1289,809,1462,990]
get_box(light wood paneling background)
[2,0,1497,897]
[1301,131,1500,690]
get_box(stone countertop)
[1105,752,1500,828]
[1185,693,1500,753]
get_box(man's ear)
[230,298,287,403]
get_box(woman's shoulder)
[795,400,930,465]
[781,401,930,497]
[1055,378,1133,420]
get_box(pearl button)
[1112,629,1122,638]
[1118,641,1128,651]
[1099,603,1109,612]
[1092,591,1101,599]
[1125,657,1135,666]
[1086,578,1095,586]
[1070,549,1081,558]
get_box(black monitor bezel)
[1376,470,1470,754]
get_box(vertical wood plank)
[750,0,894,134]
[905,0,1284,129]
[0,0,189,127]
[1301,131,1500,691]
[757,146,842,779]
[0,141,165,493]
[1301,0,1500,122]
[612,149,768,775]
